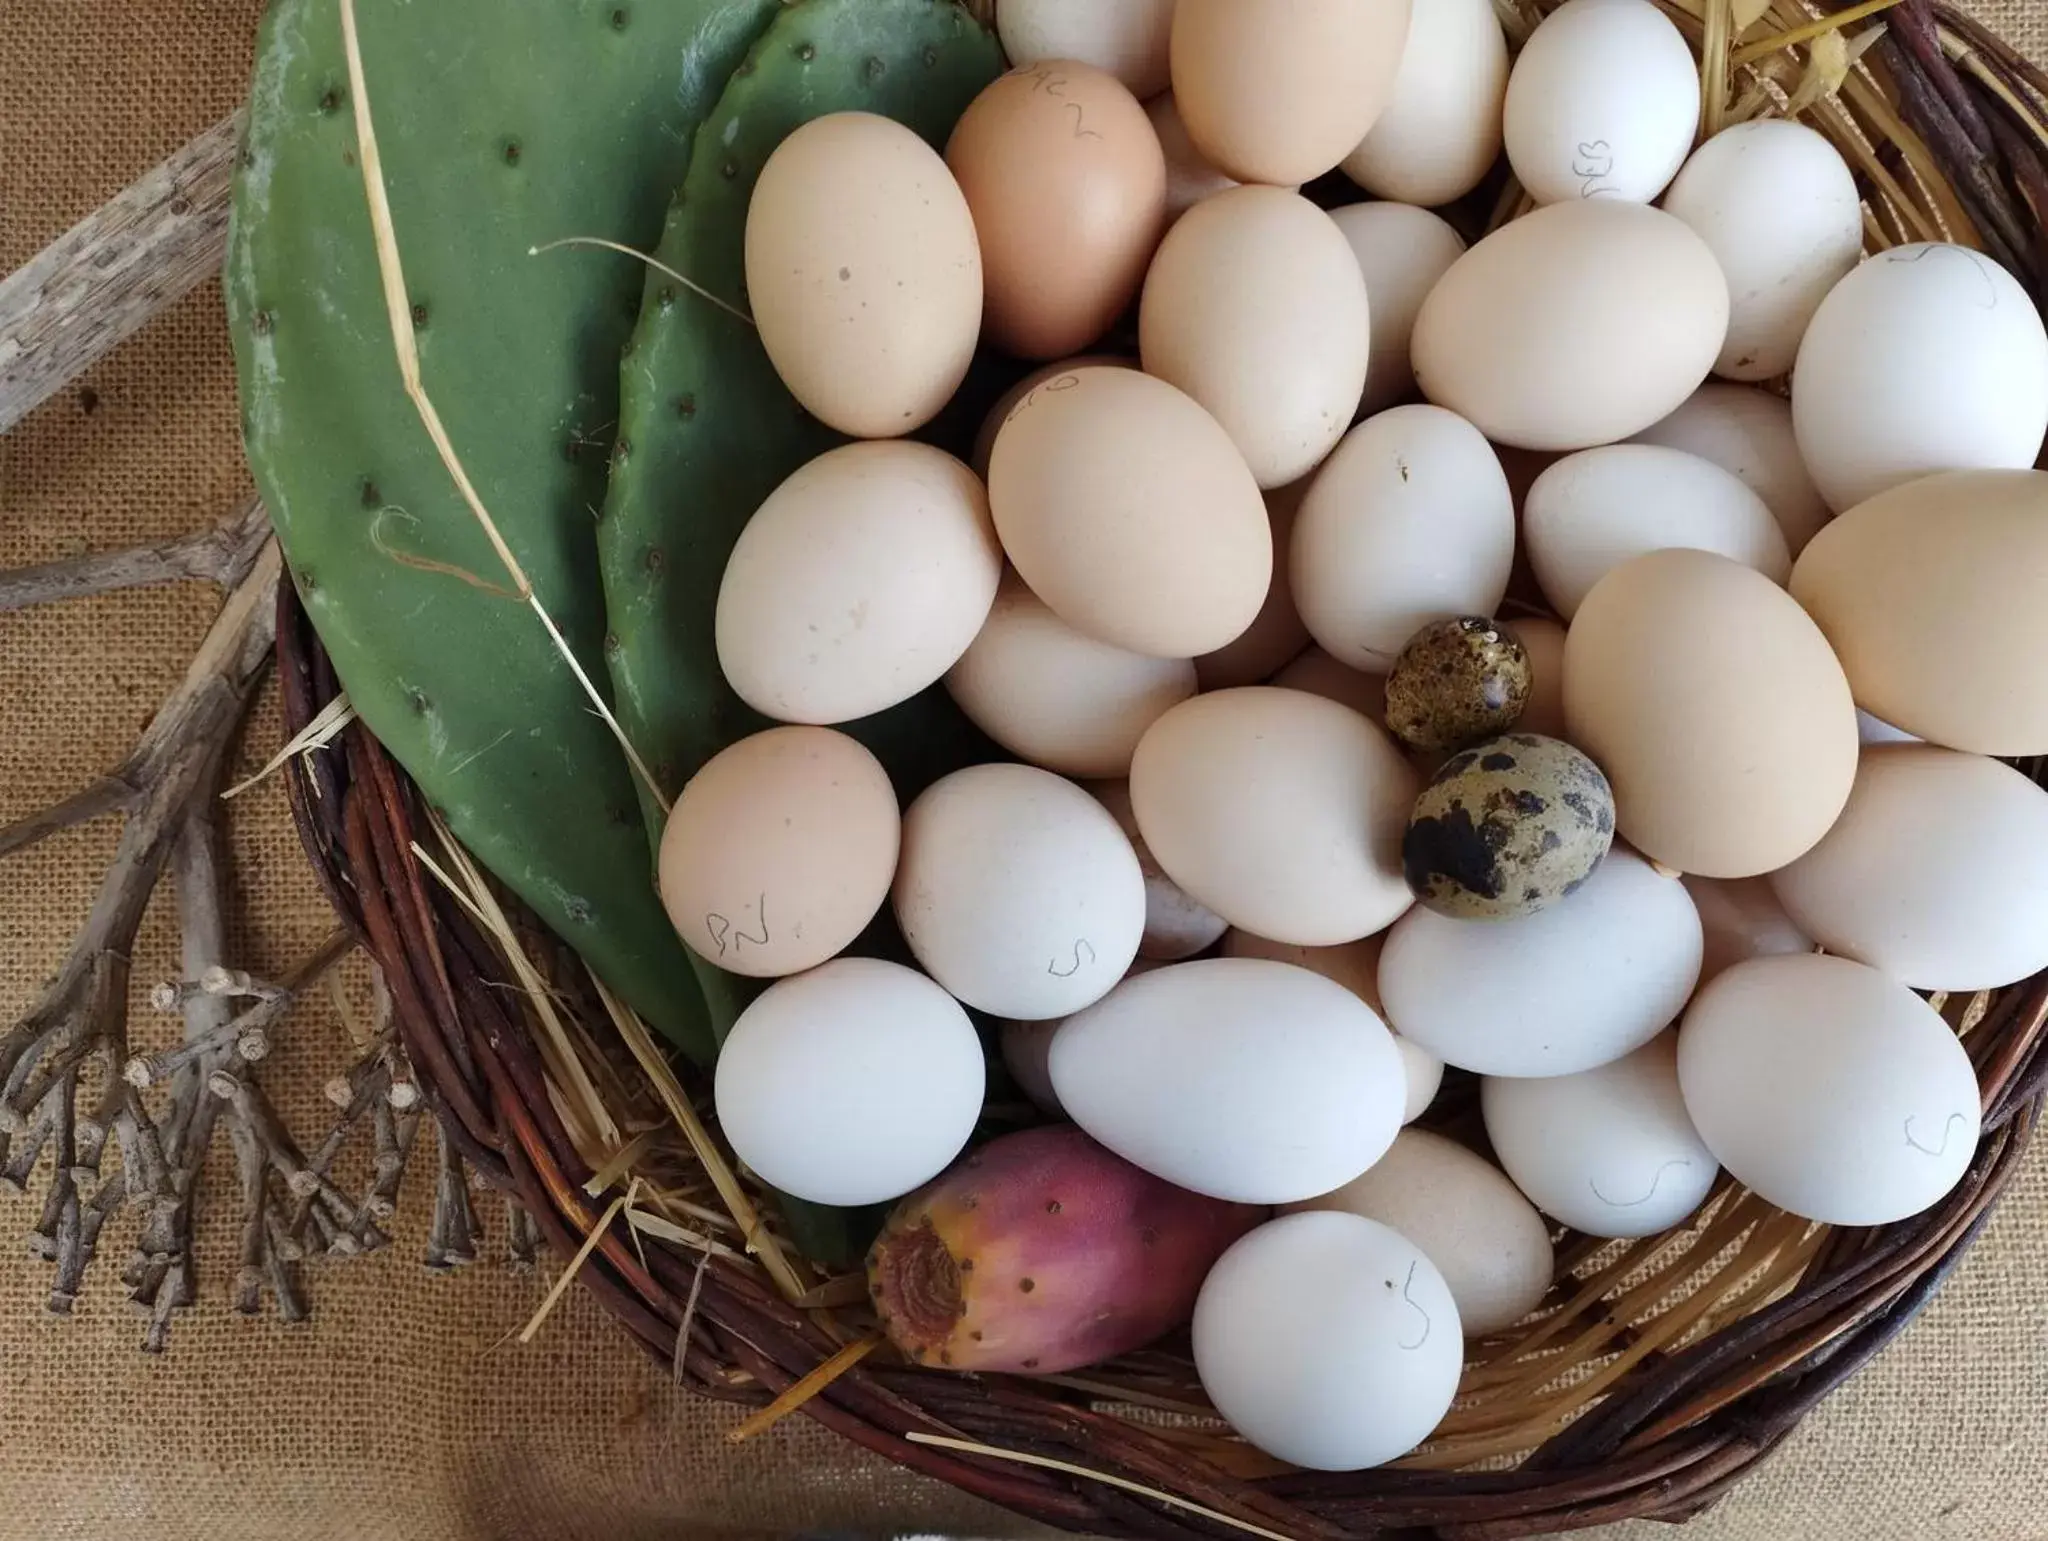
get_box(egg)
[714,959,985,1206]
[1051,958,1407,1204]
[1220,929,1441,1122]
[1404,734,1616,921]
[895,764,1146,1020]
[1383,618,1531,754]
[1564,548,1858,878]
[1412,201,1729,452]
[998,957,1166,1119]
[1681,875,1813,987]
[744,113,982,438]
[1661,121,1864,383]
[1525,445,1791,620]
[1130,687,1418,946]
[944,572,1196,779]
[1859,710,1921,747]
[1341,0,1507,207]
[1192,1212,1462,1470]
[1194,481,1313,690]
[1629,384,1832,556]
[657,727,898,978]
[1146,92,1242,221]
[1090,781,1229,961]
[1170,0,1413,186]
[1138,187,1371,488]
[1500,618,1567,739]
[1769,746,2048,992]
[946,61,1166,359]
[988,367,1271,658]
[1502,0,1699,206]
[1287,1130,1553,1337]
[1481,1033,1719,1237]
[1270,647,1389,725]
[1792,243,2048,511]
[970,355,1132,477]
[716,442,1002,725]
[995,0,1177,98]
[1381,847,1702,1077]
[1330,203,1468,419]
[1790,470,2048,755]
[1678,955,1982,1226]
[1291,405,1517,672]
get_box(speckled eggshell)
[1384,617,1531,754]
[1404,734,1615,920]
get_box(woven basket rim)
[271,2,2048,1535]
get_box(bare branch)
[0,497,270,614]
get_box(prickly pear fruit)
[867,1126,1262,1374]
[226,0,781,1063]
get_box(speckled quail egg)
[1404,734,1615,920]
[1384,618,1531,754]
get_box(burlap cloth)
[4,4,2047,1538]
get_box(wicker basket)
[275,3,2048,1535]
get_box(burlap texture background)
[3,4,2046,1538]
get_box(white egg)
[1220,928,1441,1121]
[1147,92,1242,220]
[1000,1016,1066,1118]
[1193,1211,1463,1470]
[1629,383,1832,556]
[1380,849,1704,1078]
[1858,709,1920,746]
[1661,120,1864,383]
[1287,1129,1553,1336]
[1678,954,1981,1226]
[1292,405,1516,672]
[895,764,1146,1020]
[1091,781,1229,961]
[944,572,1196,779]
[1770,745,2048,992]
[1502,0,1700,206]
[1482,1033,1719,1237]
[997,0,1177,98]
[1524,444,1790,619]
[1130,688,1417,946]
[1049,958,1407,1204]
[1680,875,1813,987]
[716,442,1002,725]
[1330,203,1468,418]
[1341,0,1508,207]
[714,959,985,1206]
[1793,244,2048,511]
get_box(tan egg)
[1195,480,1313,690]
[1330,203,1467,420]
[1412,201,1729,452]
[745,113,981,438]
[1769,746,2048,992]
[1270,647,1388,727]
[1564,549,1858,878]
[1501,617,1567,739]
[1091,781,1230,960]
[971,355,1132,477]
[944,572,1197,778]
[716,442,1002,725]
[1129,687,1418,945]
[1139,186,1370,487]
[1146,92,1242,221]
[1170,0,1414,186]
[988,366,1271,658]
[1285,1129,1553,1336]
[946,62,1166,359]
[1341,0,1509,208]
[1789,470,2048,755]
[1680,876,1813,987]
[658,727,899,978]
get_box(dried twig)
[0,496,271,614]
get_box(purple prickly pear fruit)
[867,1126,1262,1375]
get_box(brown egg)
[1384,617,1530,754]
[1564,549,1858,880]
[658,727,900,978]
[1170,0,1414,186]
[946,61,1167,359]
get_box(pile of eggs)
[664,0,2048,1472]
